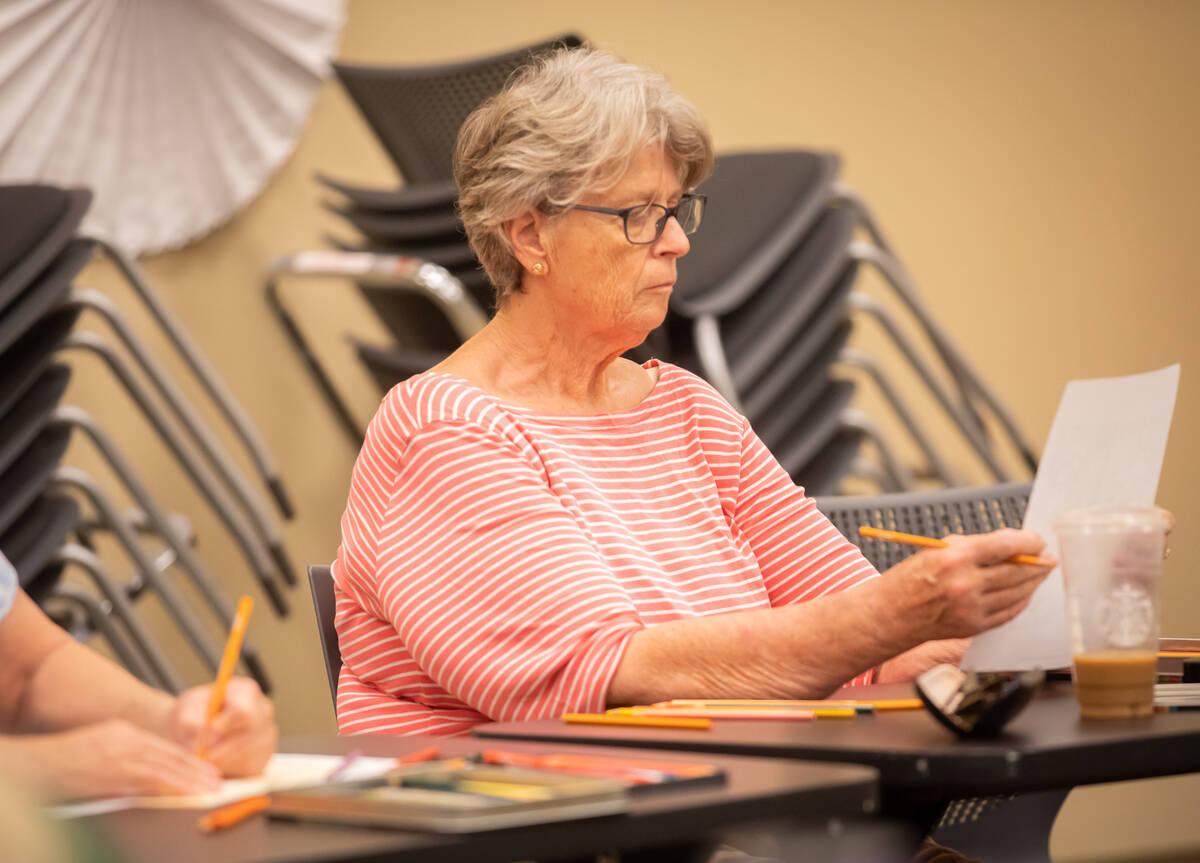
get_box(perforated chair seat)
[816,482,1032,571]
[334,34,583,184]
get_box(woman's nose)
[656,214,691,257]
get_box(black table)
[475,683,1200,800]
[89,735,881,863]
[475,679,1200,860]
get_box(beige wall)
[63,1,1198,860]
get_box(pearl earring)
[531,261,547,276]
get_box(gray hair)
[453,47,714,306]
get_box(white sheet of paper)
[961,364,1179,671]
[49,752,397,819]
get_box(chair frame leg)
[50,458,272,693]
[88,237,295,519]
[66,292,296,587]
[60,335,290,611]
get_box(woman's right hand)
[6,719,222,799]
[886,528,1056,642]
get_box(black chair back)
[333,34,583,184]
[307,564,342,711]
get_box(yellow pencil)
[858,526,1054,567]
[611,706,858,719]
[562,712,711,730]
[197,595,254,759]
[660,698,923,711]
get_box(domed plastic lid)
[1053,504,1170,534]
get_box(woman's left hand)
[877,638,970,683]
[166,677,276,778]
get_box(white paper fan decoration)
[0,0,344,256]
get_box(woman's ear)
[505,209,549,272]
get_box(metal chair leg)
[87,237,295,519]
[50,458,273,693]
[51,544,186,693]
[66,290,296,586]
[59,334,291,611]
[262,252,488,444]
[48,580,178,693]
[850,242,1039,472]
[840,409,911,492]
[849,291,1013,482]
[836,347,962,487]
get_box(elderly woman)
[331,48,1052,736]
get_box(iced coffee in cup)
[1055,505,1168,719]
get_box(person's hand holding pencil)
[168,596,277,778]
[870,528,1057,640]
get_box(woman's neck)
[434,300,656,414]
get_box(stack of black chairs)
[0,184,295,694]
[268,37,1036,494]
[266,33,583,441]
[325,30,583,317]
[658,150,1039,494]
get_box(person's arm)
[364,418,646,723]
[609,529,1052,704]
[0,590,275,795]
[709,416,983,687]
[1,591,175,734]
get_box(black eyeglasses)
[571,193,706,245]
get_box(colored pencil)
[395,745,441,765]
[616,707,853,720]
[480,750,717,778]
[196,595,254,759]
[197,794,269,833]
[660,698,923,711]
[324,749,362,782]
[648,700,873,714]
[562,712,711,730]
[857,526,1054,567]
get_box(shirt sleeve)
[372,420,645,723]
[731,419,881,686]
[0,551,16,623]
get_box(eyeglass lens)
[627,196,703,243]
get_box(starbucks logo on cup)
[1096,582,1155,648]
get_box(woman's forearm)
[607,530,1053,706]
[608,574,917,705]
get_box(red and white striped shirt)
[332,360,879,736]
